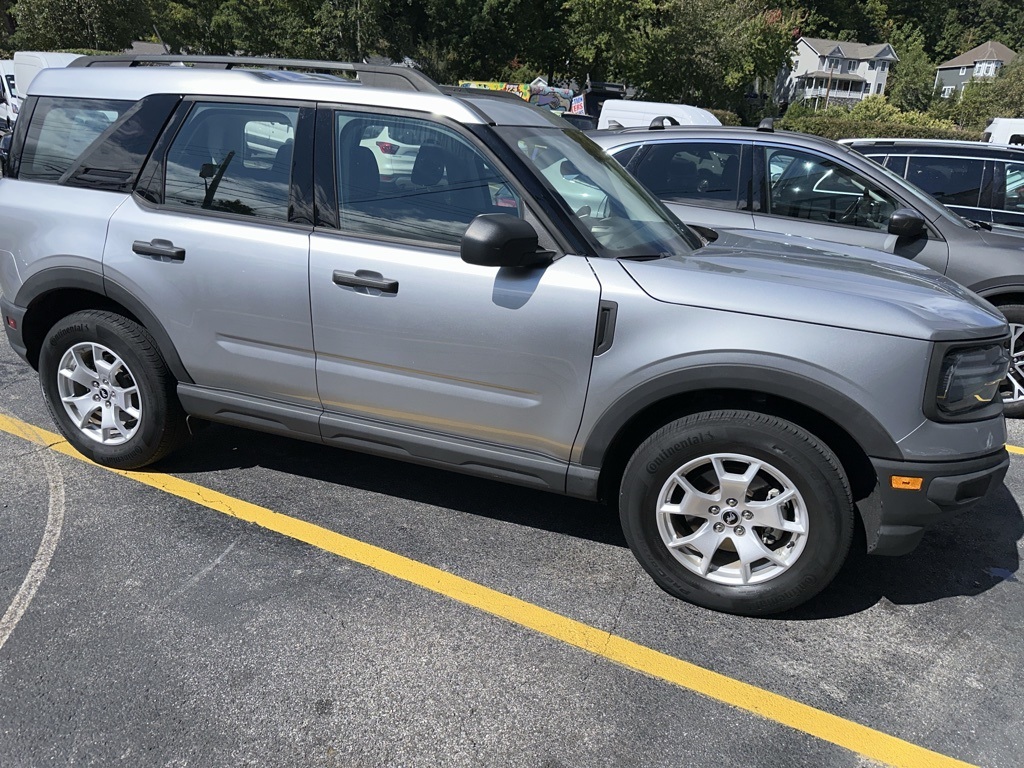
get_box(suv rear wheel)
[619,410,854,616]
[39,310,189,469]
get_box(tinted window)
[163,102,297,221]
[20,97,132,182]
[633,141,741,208]
[764,147,898,230]
[906,156,984,208]
[334,111,521,246]
[882,155,907,176]
[611,145,639,167]
[1005,163,1024,213]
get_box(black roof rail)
[68,54,443,93]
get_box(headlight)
[934,343,1009,418]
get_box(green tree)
[885,23,934,112]
[14,0,149,50]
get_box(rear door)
[103,99,318,408]
[616,140,755,230]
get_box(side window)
[611,145,640,168]
[764,147,898,230]
[1005,163,1024,213]
[334,111,521,246]
[632,141,741,208]
[163,102,297,222]
[20,97,132,182]
[906,156,984,208]
[882,155,908,176]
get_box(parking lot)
[1,334,1022,768]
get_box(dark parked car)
[842,138,1024,229]
[589,125,1024,416]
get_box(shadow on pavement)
[157,423,1022,616]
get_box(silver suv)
[0,56,1012,615]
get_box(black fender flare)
[578,363,903,468]
[14,266,194,384]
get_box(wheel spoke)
[711,456,760,504]
[669,523,724,576]
[1002,324,1024,403]
[745,489,806,533]
[660,472,716,519]
[731,532,788,584]
[59,347,98,389]
[64,393,100,429]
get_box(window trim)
[312,101,572,256]
[135,95,315,230]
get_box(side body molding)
[577,363,904,468]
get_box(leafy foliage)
[777,114,982,140]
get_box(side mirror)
[461,214,554,268]
[888,208,926,239]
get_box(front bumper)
[864,449,1009,556]
[0,295,28,363]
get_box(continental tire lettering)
[49,323,89,347]
[646,431,714,473]
[756,575,819,611]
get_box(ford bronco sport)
[0,56,1011,615]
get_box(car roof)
[28,55,565,130]
[840,137,1024,159]
[586,125,862,156]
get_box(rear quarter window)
[16,95,178,190]
[19,97,133,182]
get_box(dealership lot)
[1,338,1023,768]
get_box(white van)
[0,60,19,129]
[984,118,1024,146]
[13,51,83,99]
[597,100,721,130]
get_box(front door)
[753,144,950,275]
[309,108,601,467]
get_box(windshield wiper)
[616,252,672,261]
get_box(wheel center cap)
[99,387,109,399]
[722,510,739,526]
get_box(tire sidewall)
[620,414,851,615]
[39,313,169,467]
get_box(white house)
[781,37,899,106]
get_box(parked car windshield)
[496,126,702,258]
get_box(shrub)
[707,108,741,126]
[775,116,983,141]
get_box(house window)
[941,85,955,98]
[828,57,840,70]
[868,61,876,71]
[959,66,967,76]
[847,60,856,72]
[876,83,883,95]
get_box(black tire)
[38,310,189,469]
[996,303,1024,419]
[619,410,854,616]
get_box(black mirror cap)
[888,208,926,238]
[461,214,553,268]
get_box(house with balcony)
[934,40,1017,98]
[780,37,898,106]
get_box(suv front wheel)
[619,410,854,616]
[39,310,189,469]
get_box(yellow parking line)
[1006,444,1024,455]
[0,412,974,768]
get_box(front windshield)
[496,126,702,258]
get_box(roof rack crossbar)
[68,54,443,93]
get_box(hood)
[620,228,1007,342]
[978,223,1024,248]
